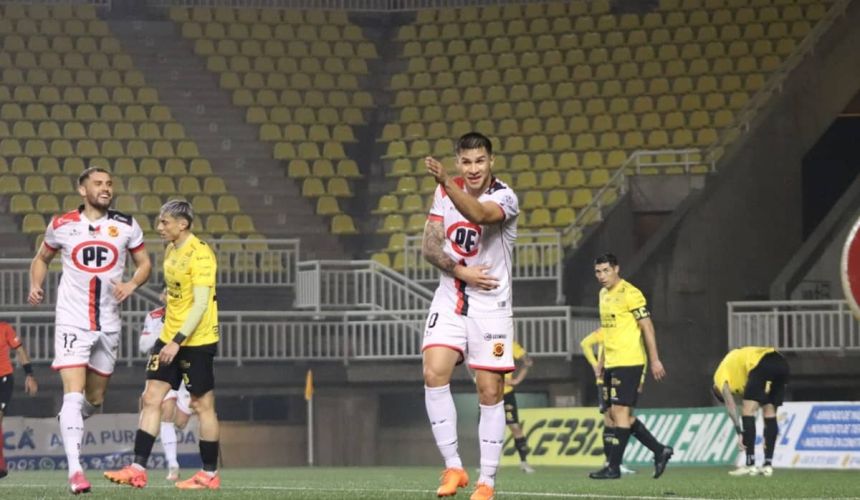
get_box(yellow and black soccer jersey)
[713,346,776,395]
[161,234,219,347]
[600,279,649,369]
[503,341,527,395]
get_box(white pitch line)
[0,482,841,500]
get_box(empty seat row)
[256,123,355,142]
[0,84,158,104]
[0,157,212,176]
[181,21,364,42]
[0,138,199,159]
[192,38,377,59]
[2,35,122,53]
[207,54,368,74]
[169,6,350,25]
[235,90,372,108]
[0,51,134,70]
[0,68,147,87]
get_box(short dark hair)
[78,167,111,186]
[593,253,619,266]
[456,132,493,156]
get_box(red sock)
[0,422,6,470]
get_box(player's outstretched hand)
[24,375,38,396]
[455,265,499,290]
[651,359,666,381]
[27,286,44,305]
[425,156,449,184]
[111,280,137,302]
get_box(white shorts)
[421,308,515,372]
[52,325,119,376]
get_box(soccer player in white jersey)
[139,293,193,482]
[28,167,151,494]
[422,132,519,500]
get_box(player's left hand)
[425,156,449,184]
[159,341,180,365]
[523,357,534,368]
[736,434,745,451]
[111,280,138,302]
[24,375,38,396]
[651,359,666,381]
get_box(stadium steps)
[109,20,349,259]
[0,214,32,257]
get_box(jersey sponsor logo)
[447,221,482,257]
[841,214,860,320]
[107,226,119,238]
[483,333,506,341]
[107,210,132,226]
[71,241,119,273]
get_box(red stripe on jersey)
[468,363,516,373]
[86,365,112,377]
[454,259,469,316]
[129,242,146,253]
[88,277,101,331]
[427,214,443,222]
[52,363,88,372]
[42,241,59,251]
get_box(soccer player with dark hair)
[105,200,221,490]
[422,132,519,500]
[713,346,789,477]
[588,253,673,480]
[0,321,38,479]
[29,166,151,494]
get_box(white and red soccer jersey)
[139,306,165,355]
[43,208,145,332]
[427,177,519,318]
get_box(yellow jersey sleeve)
[190,244,217,287]
[580,330,603,368]
[625,285,649,320]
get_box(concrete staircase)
[109,20,348,259]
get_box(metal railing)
[1,305,595,365]
[727,300,860,352]
[0,258,157,311]
[703,0,852,166]
[145,238,300,288]
[146,0,541,11]
[294,259,432,312]
[561,149,710,248]
[404,231,564,303]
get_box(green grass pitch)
[0,466,857,499]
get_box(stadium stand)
[0,3,253,251]
[169,6,377,238]
[373,0,830,265]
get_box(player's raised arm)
[425,156,505,225]
[28,243,57,305]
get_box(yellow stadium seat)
[331,214,358,235]
[23,214,47,234]
[152,176,176,194]
[327,177,351,197]
[378,214,405,234]
[316,196,340,216]
[10,194,34,214]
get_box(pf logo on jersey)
[71,240,119,273]
[447,222,482,257]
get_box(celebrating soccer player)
[421,132,519,500]
[713,346,789,477]
[588,253,673,480]
[105,200,221,490]
[28,167,151,494]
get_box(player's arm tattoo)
[422,219,457,275]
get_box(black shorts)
[503,392,520,425]
[604,365,644,408]
[597,382,609,414]
[146,340,217,396]
[744,352,789,407]
[0,374,13,413]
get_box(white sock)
[478,401,505,487]
[160,422,179,468]
[425,385,462,469]
[59,393,85,478]
[81,399,99,420]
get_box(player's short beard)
[87,192,112,210]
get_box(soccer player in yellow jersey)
[504,341,535,474]
[580,329,636,475]
[588,254,673,480]
[105,200,222,490]
[712,346,789,477]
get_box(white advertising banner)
[2,414,201,471]
[741,401,860,469]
